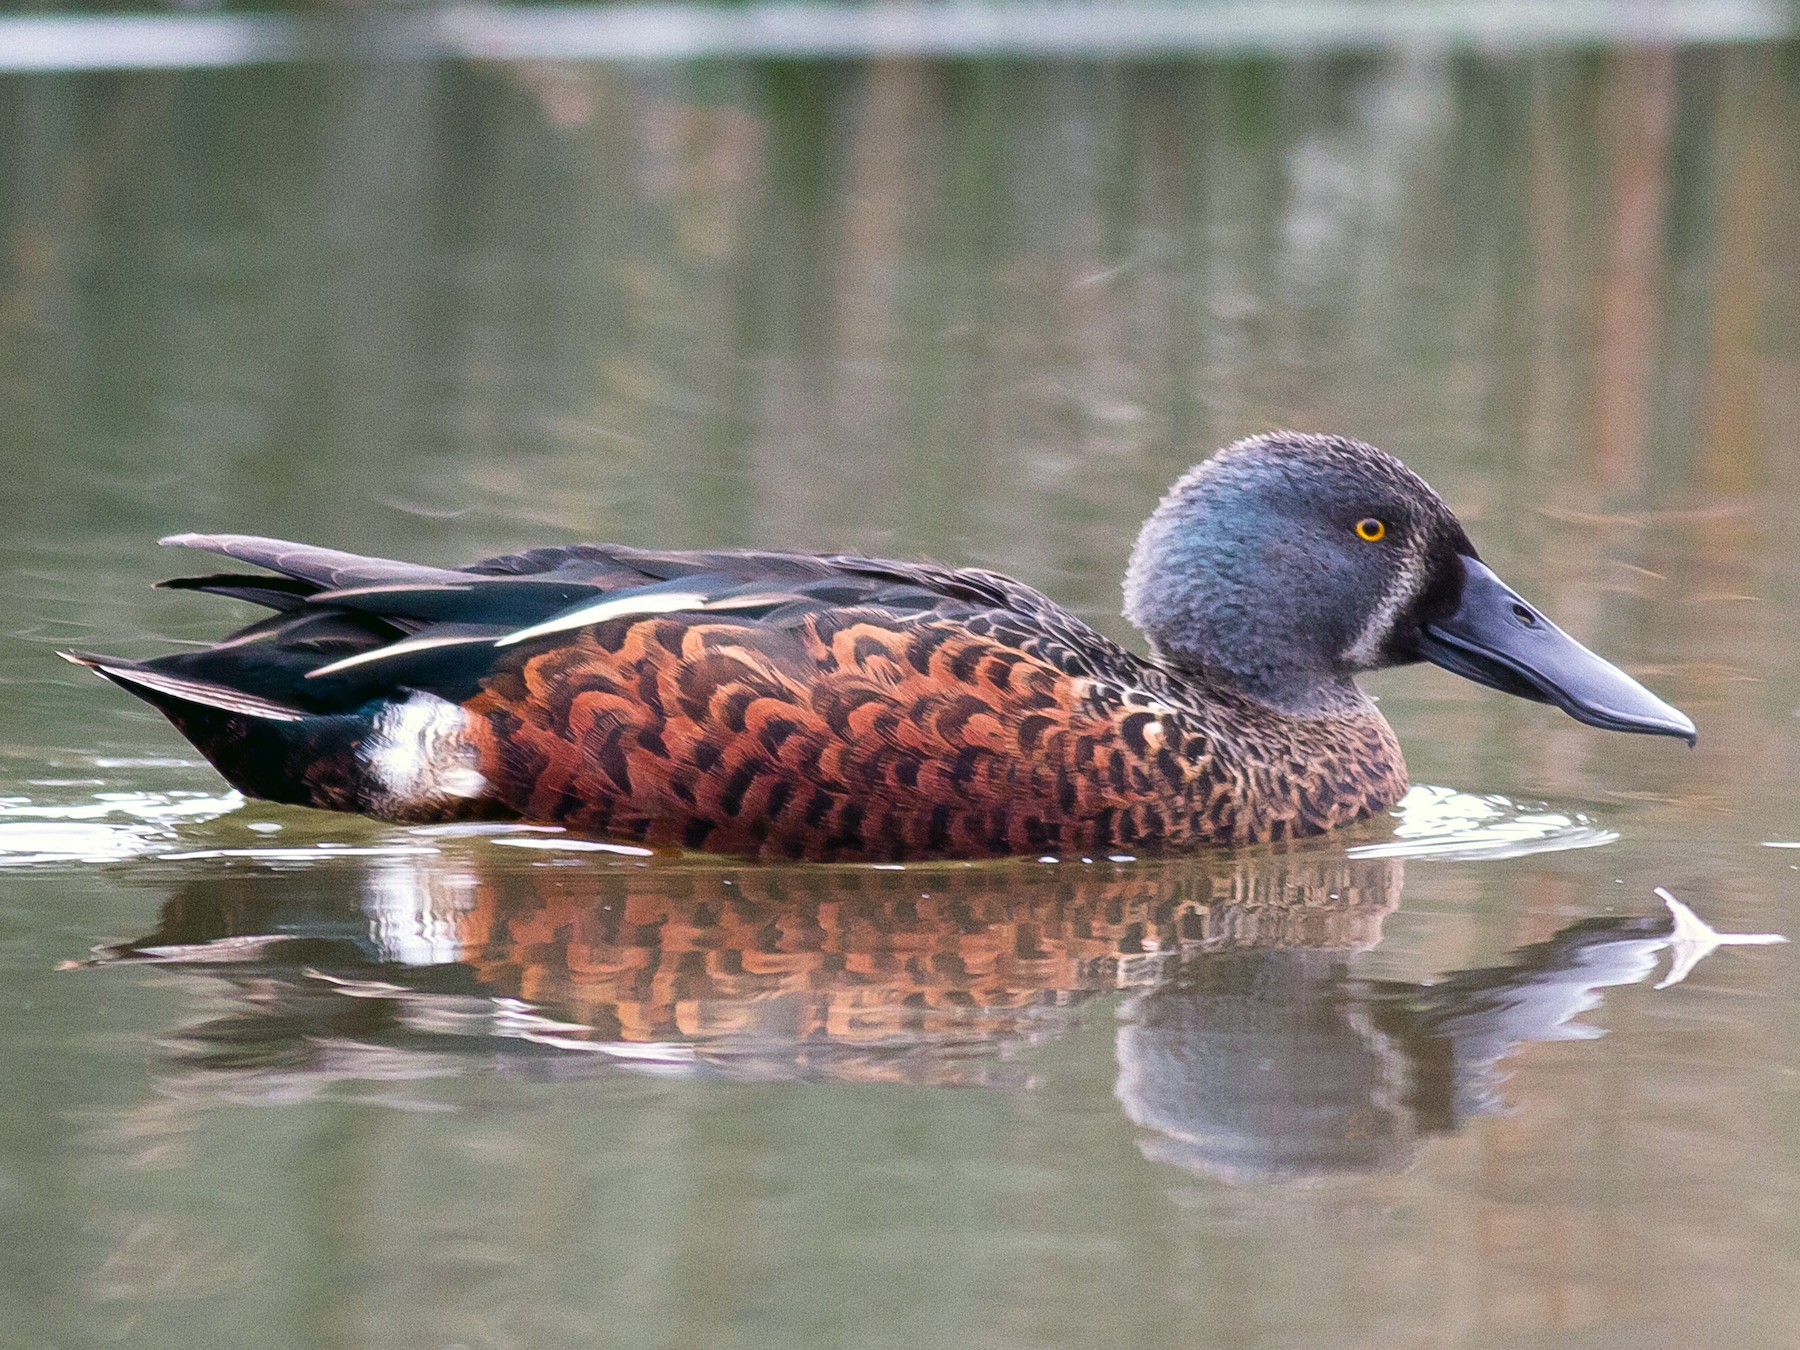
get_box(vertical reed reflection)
[1593,49,1676,494]
[2,50,1794,559]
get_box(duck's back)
[67,536,1405,860]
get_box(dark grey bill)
[1418,557,1697,745]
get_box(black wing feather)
[157,573,320,611]
[160,534,471,591]
[131,534,1142,712]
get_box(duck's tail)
[58,531,513,822]
[59,649,389,814]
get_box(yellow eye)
[1354,518,1387,542]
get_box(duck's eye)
[1354,518,1387,542]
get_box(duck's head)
[1123,431,1695,743]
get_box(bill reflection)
[1116,911,1672,1180]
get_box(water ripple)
[1347,784,1618,861]
[0,789,242,865]
[0,780,1622,868]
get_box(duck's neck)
[1152,659,1409,846]
[1153,650,1375,721]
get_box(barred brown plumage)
[454,613,1406,860]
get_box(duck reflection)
[1117,912,1670,1179]
[98,846,1682,1177]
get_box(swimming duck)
[64,432,1694,861]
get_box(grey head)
[1123,431,1696,742]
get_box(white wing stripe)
[306,634,497,679]
[494,592,709,647]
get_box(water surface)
[2,38,1798,1350]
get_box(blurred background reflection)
[2,12,1798,1350]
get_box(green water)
[2,43,1799,1350]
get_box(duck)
[62,431,1695,861]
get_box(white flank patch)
[360,692,488,810]
[495,591,709,647]
[1344,543,1426,670]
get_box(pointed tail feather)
[59,649,364,810]
[59,650,308,722]
[59,650,496,825]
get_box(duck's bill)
[1419,557,1697,745]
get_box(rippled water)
[3,35,1799,1350]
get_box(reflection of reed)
[1699,51,1778,493]
[5,51,1795,532]
[0,74,172,458]
[1593,49,1675,494]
